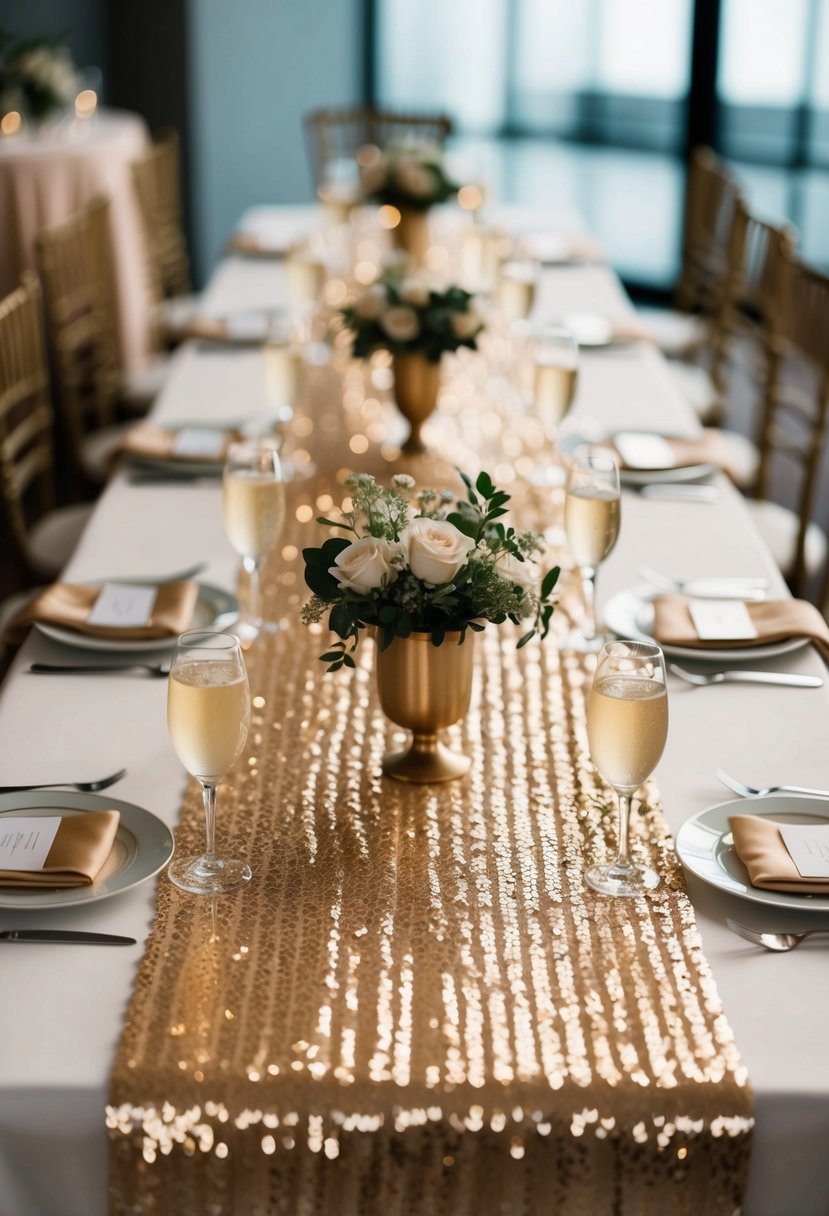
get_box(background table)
[0,207,827,1215]
[0,108,152,370]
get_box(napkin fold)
[652,594,829,661]
[121,423,238,462]
[614,429,747,483]
[0,810,120,888]
[3,580,199,644]
[729,814,829,894]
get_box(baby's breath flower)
[392,473,415,490]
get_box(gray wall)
[188,0,363,281]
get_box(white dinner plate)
[35,582,239,654]
[619,462,715,486]
[603,584,808,663]
[0,792,174,910]
[675,794,829,913]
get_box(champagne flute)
[167,630,251,895]
[564,451,620,651]
[497,258,539,326]
[263,311,303,429]
[586,640,668,896]
[223,438,286,644]
[529,324,579,487]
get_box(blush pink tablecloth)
[0,108,151,370]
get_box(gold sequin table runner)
[108,349,753,1214]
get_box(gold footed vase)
[394,208,431,266]
[376,631,474,783]
[392,353,441,454]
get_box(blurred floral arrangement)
[359,142,459,211]
[340,273,484,363]
[302,471,559,669]
[0,26,78,123]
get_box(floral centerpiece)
[359,141,459,266]
[0,27,78,125]
[340,273,484,452]
[360,142,459,212]
[302,471,559,782]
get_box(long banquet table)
[0,205,827,1215]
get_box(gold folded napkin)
[0,810,119,888]
[729,814,829,894]
[120,423,239,462]
[652,594,829,662]
[613,429,747,483]
[3,580,199,644]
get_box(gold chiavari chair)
[35,197,130,487]
[639,147,741,424]
[132,131,199,345]
[0,274,92,582]
[747,253,829,598]
[304,105,453,191]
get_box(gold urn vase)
[376,631,475,783]
[392,353,441,454]
[394,207,431,265]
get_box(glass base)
[230,616,282,646]
[169,853,252,895]
[585,859,660,897]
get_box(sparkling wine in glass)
[167,630,251,895]
[586,640,668,896]
[497,259,538,325]
[223,438,286,644]
[263,313,303,430]
[530,325,579,487]
[564,451,620,651]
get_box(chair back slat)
[35,197,121,481]
[132,132,192,312]
[676,147,740,315]
[0,274,56,568]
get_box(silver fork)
[0,768,127,794]
[29,662,171,678]
[716,769,829,799]
[726,919,829,952]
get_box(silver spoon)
[0,768,127,794]
[670,664,823,689]
[726,919,829,952]
[716,768,829,799]
[29,663,171,679]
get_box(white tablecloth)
[0,108,152,370]
[0,207,827,1216]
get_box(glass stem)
[615,790,632,870]
[581,566,597,640]
[202,782,217,863]
[243,555,261,625]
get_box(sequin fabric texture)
[108,345,753,1214]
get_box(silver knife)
[0,929,136,945]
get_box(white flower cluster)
[353,275,482,345]
[16,47,77,105]
[329,517,542,602]
[360,142,444,200]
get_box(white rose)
[451,306,481,340]
[394,160,435,198]
[329,536,403,595]
[400,277,431,308]
[381,305,420,343]
[495,552,538,597]
[400,518,476,585]
[355,284,387,320]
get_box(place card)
[615,432,675,469]
[171,428,227,459]
[779,823,829,879]
[87,583,158,629]
[688,599,759,641]
[0,817,61,871]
